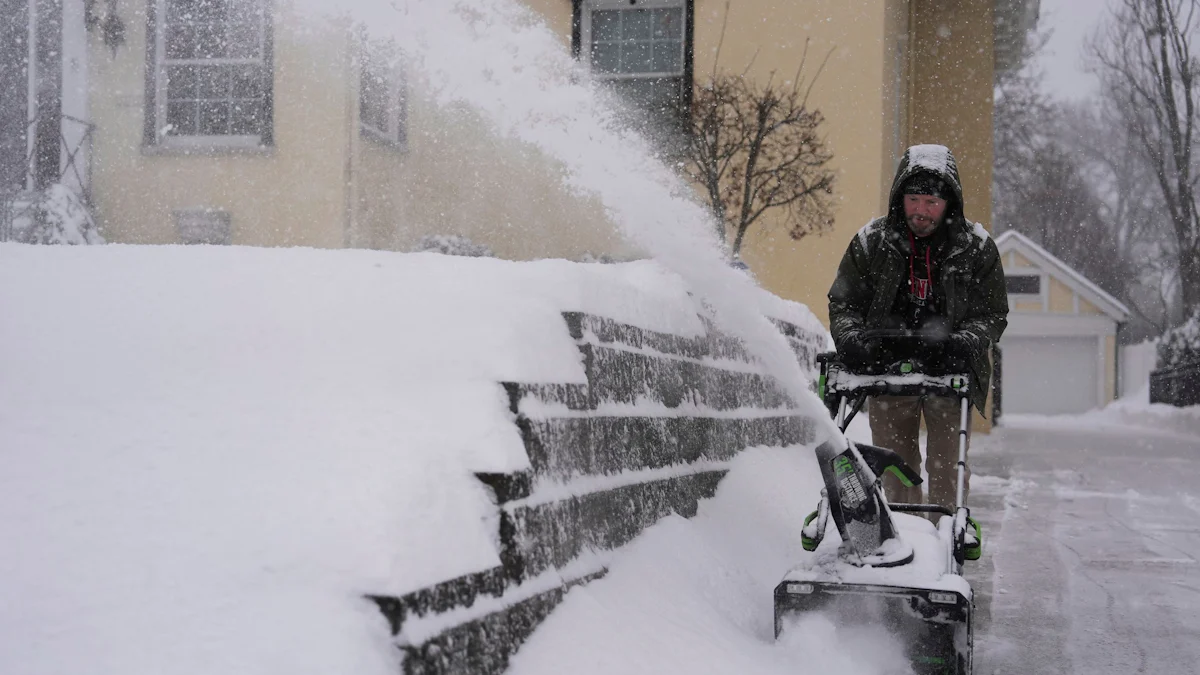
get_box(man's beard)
[907,214,941,237]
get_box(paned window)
[148,0,273,148]
[359,40,407,149]
[579,0,689,137]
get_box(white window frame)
[1004,267,1047,309]
[358,39,408,151]
[152,0,270,149]
[579,0,687,83]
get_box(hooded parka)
[828,145,1009,413]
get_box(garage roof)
[995,229,1131,323]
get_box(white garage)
[994,231,1130,417]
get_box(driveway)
[968,418,1200,674]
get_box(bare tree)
[993,32,1057,230]
[1060,100,1179,333]
[682,41,836,256]
[993,29,1172,338]
[994,37,1127,296]
[1091,0,1200,319]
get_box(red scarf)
[908,229,933,301]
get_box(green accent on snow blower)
[913,655,954,675]
[832,455,854,476]
[818,371,826,400]
[965,516,982,561]
[900,361,914,373]
[801,510,820,552]
[885,465,916,487]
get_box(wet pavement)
[966,420,1200,674]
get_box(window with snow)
[359,39,408,149]
[578,0,691,140]
[147,0,273,148]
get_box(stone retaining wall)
[370,310,826,674]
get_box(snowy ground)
[970,404,1200,674]
[506,397,1200,675]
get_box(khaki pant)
[869,395,970,510]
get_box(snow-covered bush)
[1157,309,1200,369]
[415,234,493,257]
[16,184,105,245]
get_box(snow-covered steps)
[375,310,824,674]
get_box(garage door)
[1001,336,1099,415]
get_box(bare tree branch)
[680,57,836,255]
[1090,0,1200,319]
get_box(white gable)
[995,230,1130,322]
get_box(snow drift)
[0,243,829,675]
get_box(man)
[828,144,1008,510]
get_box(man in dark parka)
[828,144,1009,509]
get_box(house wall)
[342,0,632,258]
[373,96,632,259]
[1011,301,1039,312]
[369,0,916,270]
[909,0,993,230]
[1048,277,1074,313]
[90,0,1000,294]
[90,3,353,247]
[708,0,898,327]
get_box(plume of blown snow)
[295,0,841,443]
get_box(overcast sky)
[1033,0,1120,100]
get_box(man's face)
[903,193,948,237]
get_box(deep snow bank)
[0,243,826,675]
[1001,390,1200,441]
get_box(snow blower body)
[775,335,979,675]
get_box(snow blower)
[774,337,980,675]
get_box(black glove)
[946,332,975,360]
[839,331,881,365]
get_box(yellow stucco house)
[6,0,1038,327]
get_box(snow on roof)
[995,229,1131,321]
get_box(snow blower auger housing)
[774,343,979,675]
